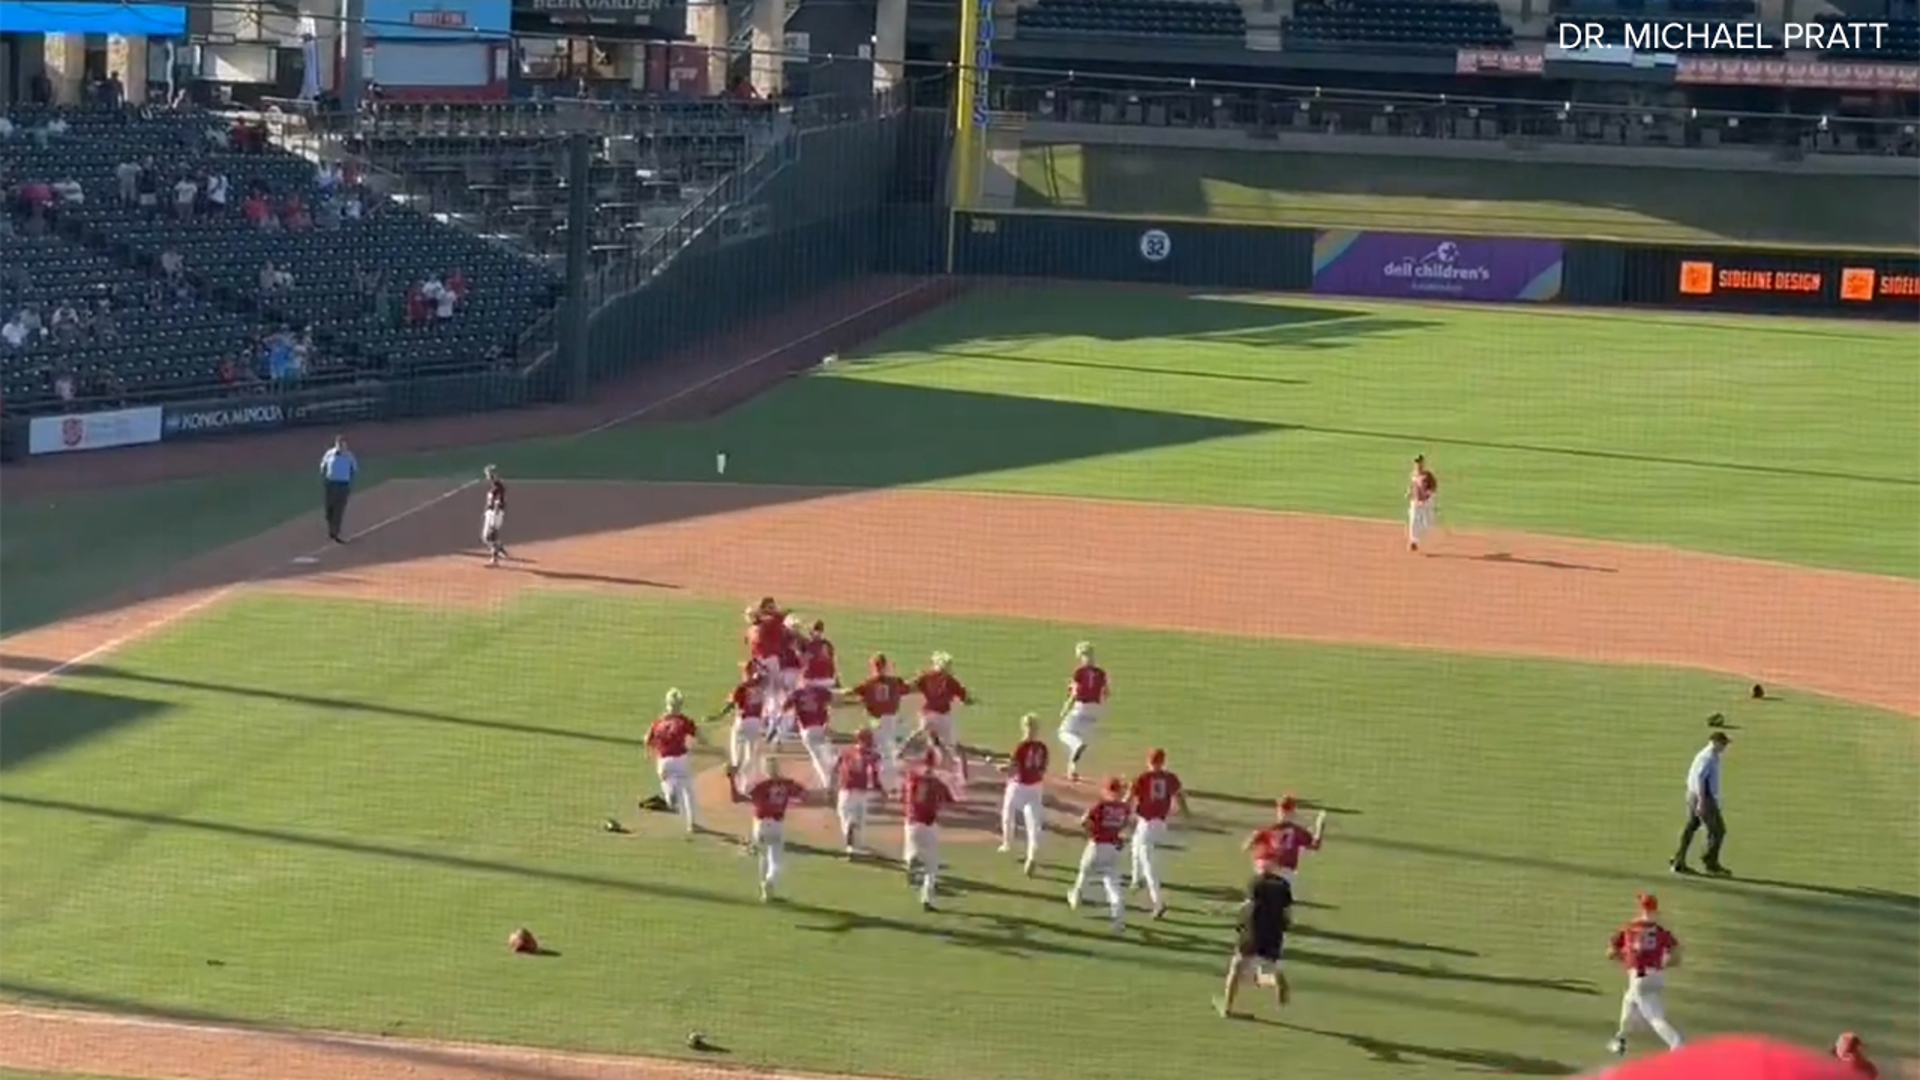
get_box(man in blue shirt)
[1671,731,1730,876]
[319,435,357,542]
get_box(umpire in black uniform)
[319,436,358,542]
[1216,866,1295,1017]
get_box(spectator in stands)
[259,261,294,295]
[445,267,469,303]
[49,301,82,343]
[243,189,273,230]
[105,70,126,107]
[115,157,140,203]
[205,169,230,214]
[53,367,76,406]
[316,193,342,231]
[135,163,160,217]
[172,172,198,220]
[159,247,185,281]
[15,303,44,341]
[282,193,312,232]
[316,162,342,194]
[89,297,118,341]
[52,176,83,207]
[419,274,457,323]
[29,71,51,104]
[342,187,365,221]
[1,311,30,351]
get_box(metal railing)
[1002,80,1920,156]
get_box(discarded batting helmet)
[509,927,539,954]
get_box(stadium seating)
[1,104,560,416]
[1019,0,1250,41]
[0,231,267,413]
[1285,0,1514,52]
[336,101,771,268]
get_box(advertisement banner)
[1654,251,1920,317]
[365,0,510,38]
[1313,231,1566,302]
[27,406,164,456]
[162,400,286,439]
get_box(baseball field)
[0,281,1915,1080]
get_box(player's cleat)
[1607,1037,1627,1056]
[996,844,1011,854]
[1109,918,1126,934]
[1067,890,1081,911]
[1669,859,1694,875]
[1704,862,1732,877]
[1152,903,1168,920]
[1409,542,1419,552]
[921,900,936,912]
[758,883,771,903]
[1212,995,1232,1019]
[1022,859,1035,878]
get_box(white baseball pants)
[1618,973,1684,1049]
[904,822,940,904]
[655,754,696,831]
[836,789,872,848]
[1072,841,1125,923]
[1408,501,1435,545]
[753,819,786,890]
[1001,781,1044,863]
[799,726,835,787]
[1130,817,1168,906]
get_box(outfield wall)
[948,212,1920,321]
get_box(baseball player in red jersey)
[998,714,1050,875]
[789,682,837,788]
[1607,892,1686,1056]
[800,621,837,692]
[480,465,510,566]
[644,689,702,833]
[908,651,976,781]
[744,601,788,697]
[842,653,911,788]
[745,759,810,903]
[1070,777,1132,932]
[833,728,885,855]
[1057,641,1109,782]
[1407,454,1439,552]
[902,749,960,911]
[1245,796,1325,886]
[770,618,807,745]
[707,661,771,800]
[1834,1034,1878,1078]
[1128,748,1189,920]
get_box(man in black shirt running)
[1216,868,1294,1017]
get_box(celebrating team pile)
[643,594,1703,1048]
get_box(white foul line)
[1,277,949,698]
[574,278,945,437]
[0,479,479,702]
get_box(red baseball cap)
[1581,1036,1861,1079]
[1637,891,1659,913]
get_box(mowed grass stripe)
[509,288,1920,576]
[2,592,1912,1080]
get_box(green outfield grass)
[3,287,1912,638]
[2,592,1914,1079]
[1014,144,1920,250]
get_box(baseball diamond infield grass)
[2,285,1914,641]
[2,591,1916,1080]
[1013,144,1920,250]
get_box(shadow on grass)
[1267,1020,1578,1076]
[7,793,1612,1036]
[0,686,173,773]
[0,662,647,752]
